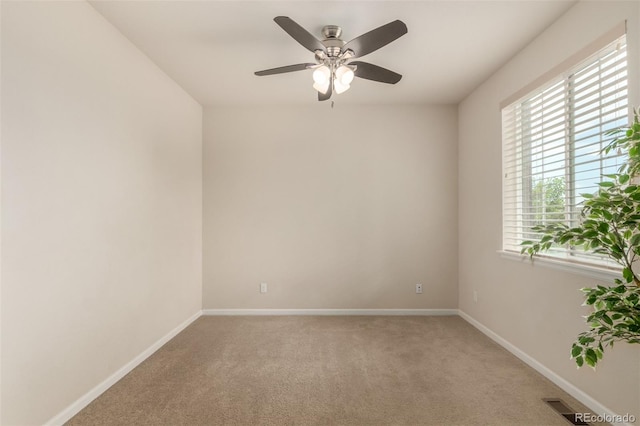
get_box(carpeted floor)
[67,316,605,425]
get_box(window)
[502,31,628,268]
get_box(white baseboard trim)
[458,310,632,426]
[202,308,458,316]
[44,308,628,426]
[45,310,202,426]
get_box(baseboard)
[458,310,632,426]
[45,310,202,426]
[44,308,627,425]
[202,308,458,316]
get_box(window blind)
[502,34,628,268]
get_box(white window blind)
[502,33,628,268]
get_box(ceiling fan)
[254,16,408,101]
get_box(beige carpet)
[67,316,604,425]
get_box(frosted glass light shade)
[313,81,330,94]
[313,66,331,84]
[335,65,355,85]
[333,79,350,94]
[312,65,331,94]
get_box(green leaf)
[585,349,598,367]
[623,267,634,283]
[575,356,584,367]
[571,345,582,358]
[583,230,599,238]
[619,174,630,184]
[598,181,615,187]
[579,336,596,344]
[614,284,627,293]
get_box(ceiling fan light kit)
[255,16,407,102]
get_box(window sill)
[498,250,621,282]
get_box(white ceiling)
[90,0,576,106]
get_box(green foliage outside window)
[532,177,566,223]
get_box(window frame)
[501,23,629,274]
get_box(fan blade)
[274,16,326,53]
[255,63,316,76]
[343,20,407,58]
[350,61,402,84]
[318,76,333,101]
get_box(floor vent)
[543,398,589,425]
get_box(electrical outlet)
[415,283,423,294]
[260,282,268,293]
[473,290,478,303]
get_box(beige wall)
[203,105,457,309]
[1,2,203,424]
[5,0,637,423]
[458,0,640,419]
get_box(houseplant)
[521,108,640,368]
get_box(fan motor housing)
[321,25,345,57]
